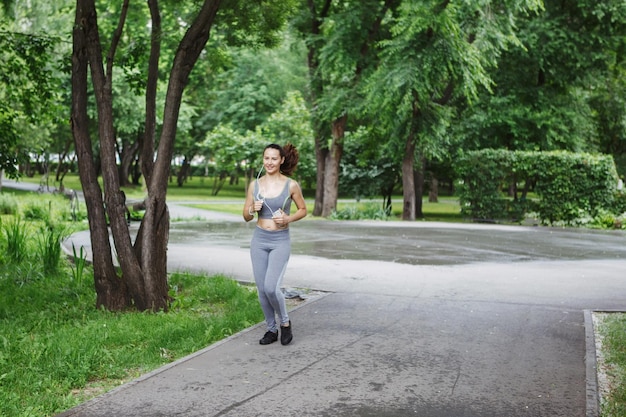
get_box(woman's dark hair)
[265,143,299,176]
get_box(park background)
[1,1,626,416]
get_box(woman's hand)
[272,208,288,228]
[253,200,264,212]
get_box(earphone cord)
[255,166,279,215]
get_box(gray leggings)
[250,227,290,332]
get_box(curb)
[585,309,626,417]
[584,309,600,417]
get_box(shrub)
[38,225,68,273]
[3,218,29,264]
[0,193,18,215]
[23,200,51,223]
[329,203,390,220]
[456,149,619,225]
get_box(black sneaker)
[280,321,293,346]
[259,330,278,345]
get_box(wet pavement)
[169,219,626,265]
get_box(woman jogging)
[243,143,307,345]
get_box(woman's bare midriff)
[257,218,288,231]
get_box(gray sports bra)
[254,179,292,219]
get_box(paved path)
[4,180,624,416]
[56,204,626,417]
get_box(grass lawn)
[16,173,465,221]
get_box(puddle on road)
[168,220,626,266]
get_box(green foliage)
[15,193,84,225]
[204,45,307,134]
[0,4,67,178]
[456,0,626,160]
[70,244,87,286]
[612,191,626,215]
[22,200,51,223]
[455,149,513,221]
[456,149,620,225]
[339,127,400,205]
[330,202,391,221]
[202,124,252,196]
[201,89,316,194]
[583,209,625,230]
[259,90,316,186]
[533,151,618,224]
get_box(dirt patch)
[284,288,328,309]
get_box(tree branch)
[106,0,129,79]
[142,0,161,187]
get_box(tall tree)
[456,0,626,158]
[295,0,399,217]
[0,1,65,183]
[71,0,294,312]
[365,0,542,220]
[292,0,331,216]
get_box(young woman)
[243,143,307,345]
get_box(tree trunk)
[55,138,73,182]
[136,0,221,311]
[118,136,140,187]
[414,155,425,218]
[131,154,142,185]
[71,0,221,312]
[402,134,416,220]
[176,157,191,187]
[429,176,439,203]
[321,114,347,217]
[305,0,331,217]
[72,1,130,310]
[80,0,149,310]
[141,0,160,187]
[313,138,327,216]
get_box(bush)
[330,202,391,220]
[611,191,626,214]
[0,193,18,215]
[532,152,617,224]
[3,218,29,263]
[38,225,68,273]
[23,200,51,223]
[456,149,620,225]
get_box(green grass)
[15,173,465,221]
[600,313,626,417]
[16,173,249,202]
[188,197,464,221]
[0,262,263,417]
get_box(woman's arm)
[285,180,307,224]
[243,181,257,222]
